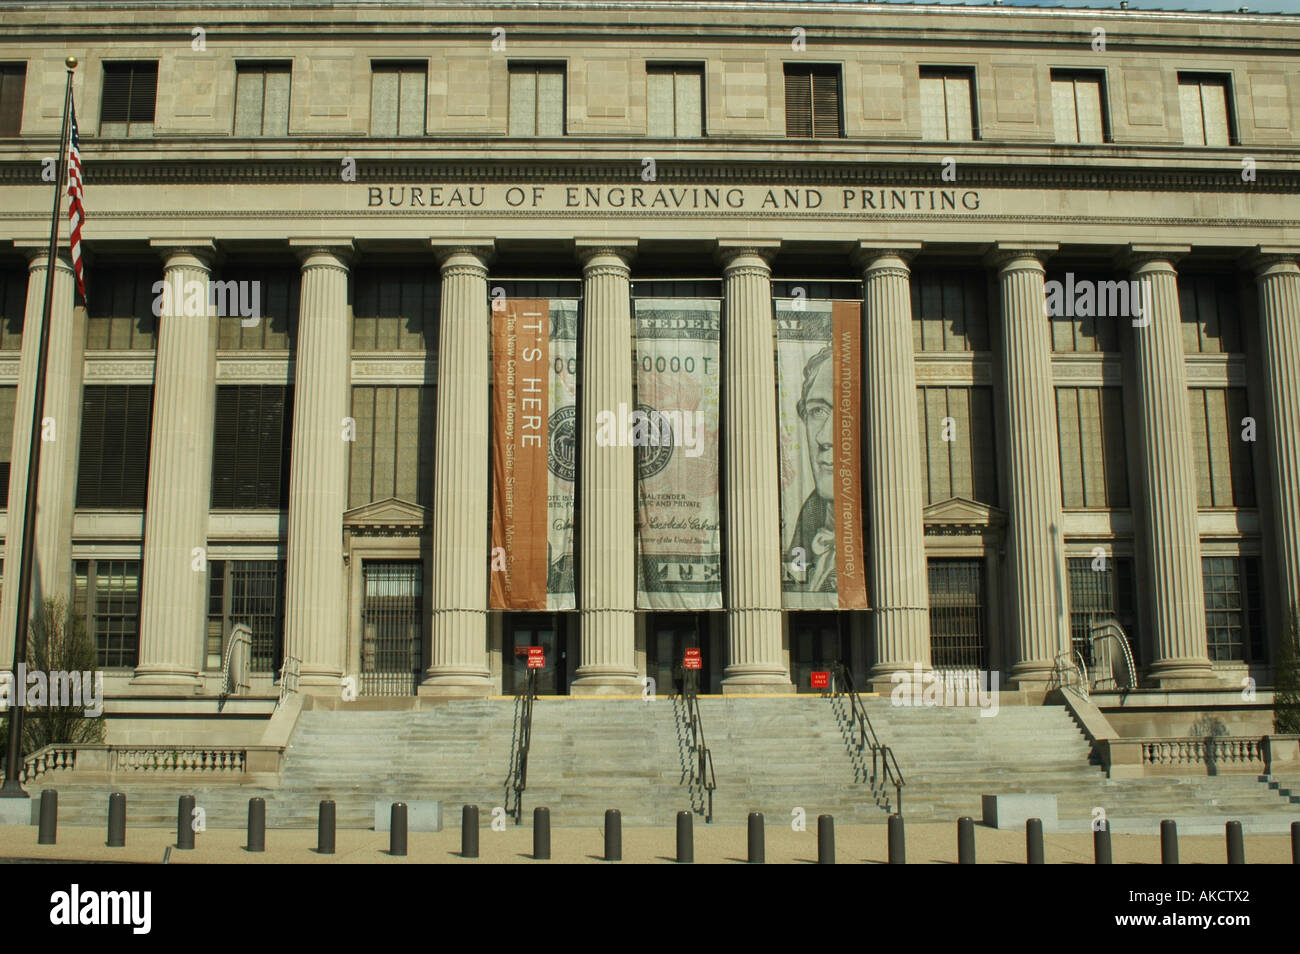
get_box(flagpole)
[1,56,77,796]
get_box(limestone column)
[132,243,217,686]
[572,241,639,693]
[422,242,494,695]
[283,240,353,688]
[0,249,80,664]
[990,245,1070,687]
[1252,249,1300,621]
[1125,247,1213,686]
[718,242,790,691]
[854,245,931,688]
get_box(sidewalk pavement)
[1,823,1294,864]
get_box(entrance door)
[360,561,423,696]
[646,612,708,696]
[790,611,848,692]
[504,613,567,695]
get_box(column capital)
[288,238,355,270]
[149,239,217,273]
[1245,245,1300,277]
[1119,244,1191,274]
[14,241,75,275]
[852,242,921,276]
[431,239,495,270]
[715,239,779,273]
[984,243,1058,273]
[575,239,636,272]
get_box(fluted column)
[1253,249,1300,621]
[422,241,493,695]
[719,242,790,691]
[854,245,931,687]
[134,242,218,686]
[283,240,352,688]
[572,241,639,693]
[1125,247,1213,686]
[0,250,80,664]
[990,245,1069,687]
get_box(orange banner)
[490,299,550,609]
[831,299,867,608]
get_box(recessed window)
[928,559,987,670]
[75,559,142,669]
[1188,388,1256,508]
[1202,556,1264,663]
[1178,73,1235,147]
[207,560,285,673]
[0,63,26,136]
[916,386,998,506]
[211,385,293,510]
[1051,70,1108,144]
[1067,557,1140,669]
[919,67,976,141]
[509,63,565,137]
[370,62,426,137]
[349,385,436,508]
[783,64,841,138]
[85,264,158,350]
[100,62,157,138]
[1056,387,1129,509]
[234,62,291,137]
[647,64,703,138]
[76,385,153,509]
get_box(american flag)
[66,100,85,301]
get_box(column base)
[1008,660,1060,691]
[721,668,793,694]
[570,670,641,696]
[867,662,933,694]
[1147,657,1217,689]
[130,668,202,690]
[418,671,493,698]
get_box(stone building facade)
[0,1,1297,717]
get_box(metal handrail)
[1088,618,1138,692]
[831,662,905,816]
[508,668,537,824]
[276,654,301,711]
[219,624,252,706]
[682,669,716,823]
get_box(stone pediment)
[923,496,1007,530]
[343,497,429,531]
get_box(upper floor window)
[911,267,989,352]
[1179,273,1243,354]
[0,264,25,351]
[215,265,298,350]
[234,62,291,137]
[76,385,153,509]
[509,63,565,137]
[1178,73,1235,147]
[370,62,426,137]
[352,266,438,351]
[1051,70,1108,144]
[1203,556,1264,663]
[211,385,293,510]
[919,67,976,141]
[100,61,157,137]
[0,63,25,136]
[783,64,841,138]
[85,264,157,350]
[647,64,703,138]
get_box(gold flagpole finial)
[66,56,77,69]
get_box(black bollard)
[107,792,126,848]
[317,800,336,855]
[37,790,57,845]
[817,814,835,864]
[957,816,975,864]
[1225,820,1244,865]
[246,797,265,853]
[676,811,694,864]
[888,812,906,864]
[748,812,765,864]
[176,795,195,850]
[461,805,479,858]
[1293,821,1300,865]
[604,809,622,862]
[1026,818,1045,864]
[390,803,407,857]
[533,807,550,860]
[1160,819,1178,865]
[1094,823,1113,864]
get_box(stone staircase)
[28,694,1300,831]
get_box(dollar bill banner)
[775,298,869,610]
[490,298,577,610]
[633,298,723,610]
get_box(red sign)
[527,654,546,669]
[684,648,702,670]
[527,646,545,657]
[810,671,830,689]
